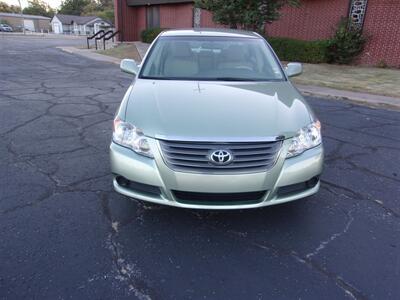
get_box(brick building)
[0,12,50,32]
[114,0,400,67]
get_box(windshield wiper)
[212,77,257,81]
[139,76,279,81]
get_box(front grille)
[159,139,282,173]
[173,190,267,205]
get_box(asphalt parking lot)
[1,35,399,299]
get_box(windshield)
[140,36,285,81]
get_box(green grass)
[98,44,142,61]
[292,63,400,98]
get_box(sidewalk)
[58,46,121,64]
[58,46,400,110]
[296,85,400,110]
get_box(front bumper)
[110,139,324,209]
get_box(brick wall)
[37,19,51,32]
[135,6,146,40]
[359,0,400,67]
[0,16,24,30]
[116,0,400,67]
[115,2,194,41]
[0,15,50,32]
[160,3,193,28]
[265,0,349,40]
[199,9,214,28]
[114,0,138,41]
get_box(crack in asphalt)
[324,135,400,152]
[1,189,56,215]
[323,121,400,143]
[288,251,365,300]
[101,193,155,299]
[306,209,355,259]
[201,220,368,300]
[321,180,400,218]
[346,160,400,183]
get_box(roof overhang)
[0,12,50,20]
[83,18,101,25]
[127,0,193,7]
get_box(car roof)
[160,28,262,39]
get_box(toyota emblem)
[209,150,233,165]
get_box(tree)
[81,0,100,14]
[195,0,300,33]
[58,0,90,15]
[58,0,114,22]
[82,0,114,22]
[23,0,54,17]
[0,1,21,13]
[87,8,114,22]
[98,0,113,8]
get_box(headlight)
[287,120,321,158]
[113,117,153,158]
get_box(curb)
[296,84,400,111]
[133,41,150,60]
[57,46,121,65]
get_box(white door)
[24,19,35,31]
[53,23,61,34]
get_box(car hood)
[124,80,314,140]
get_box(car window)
[140,36,284,81]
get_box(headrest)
[170,42,193,58]
[224,45,247,61]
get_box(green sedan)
[110,29,323,209]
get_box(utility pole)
[17,0,25,34]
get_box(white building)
[50,14,113,35]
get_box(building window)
[146,6,160,29]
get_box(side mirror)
[285,62,303,77]
[120,59,140,75]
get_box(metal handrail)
[103,31,120,50]
[95,30,114,50]
[86,30,104,49]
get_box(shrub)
[267,37,329,64]
[376,60,388,69]
[141,28,166,43]
[326,18,367,64]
